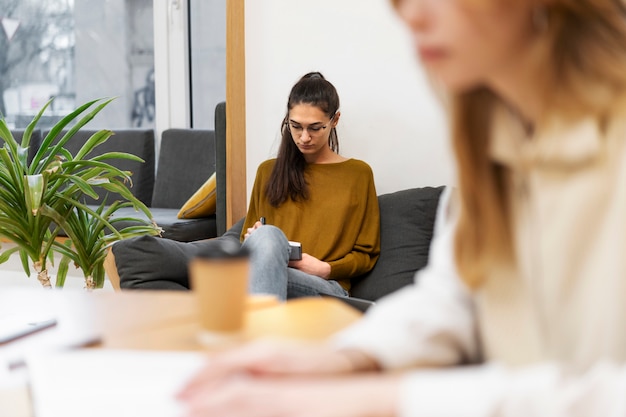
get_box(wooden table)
[0,288,363,416]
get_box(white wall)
[245,0,455,200]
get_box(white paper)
[26,349,208,417]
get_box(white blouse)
[333,186,626,417]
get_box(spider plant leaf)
[0,148,23,192]
[32,99,99,150]
[0,117,15,143]
[20,113,39,150]
[93,263,105,289]
[65,174,102,200]
[0,122,30,171]
[24,174,45,215]
[43,159,63,176]
[0,246,20,264]
[0,117,19,158]
[86,178,111,187]
[74,130,113,161]
[50,196,125,241]
[38,204,71,231]
[91,152,145,163]
[16,146,29,169]
[55,246,72,288]
[32,98,113,171]
[63,159,132,180]
[19,249,31,277]
[45,99,116,161]
[103,225,162,241]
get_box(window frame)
[153,0,191,137]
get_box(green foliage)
[0,97,161,288]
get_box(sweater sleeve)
[327,163,381,280]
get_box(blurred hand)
[289,253,331,278]
[179,372,401,417]
[178,340,382,401]
[179,341,359,395]
[243,221,264,241]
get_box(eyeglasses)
[285,114,335,137]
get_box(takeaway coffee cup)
[189,242,249,346]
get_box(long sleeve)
[326,163,380,280]
[397,361,626,417]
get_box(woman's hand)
[243,221,264,241]
[179,341,364,389]
[177,340,382,398]
[179,373,401,417]
[289,253,331,278]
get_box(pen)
[7,334,103,370]
[260,217,266,225]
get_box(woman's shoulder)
[342,158,374,174]
[321,159,375,184]
[257,159,277,173]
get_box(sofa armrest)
[112,217,245,290]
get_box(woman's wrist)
[336,348,382,373]
[321,261,331,279]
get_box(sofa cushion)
[349,186,445,301]
[151,129,215,209]
[114,218,244,290]
[177,172,217,219]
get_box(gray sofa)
[113,185,445,302]
[104,127,221,242]
[32,101,228,242]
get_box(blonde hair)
[452,0,626,287]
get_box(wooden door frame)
[225,0,247,229]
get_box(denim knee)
[242,225,290,262]
[242,225,291,300]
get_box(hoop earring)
[532,6,548,33]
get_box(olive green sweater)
[241,158,381,291]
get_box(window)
[0,0,156,130]
[0,0,225,132]
[189,0,226,129]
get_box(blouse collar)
[489,104,603,170]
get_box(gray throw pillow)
[349,186,444,301]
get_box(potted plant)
[0,97,161,289]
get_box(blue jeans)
[241,225,348,301]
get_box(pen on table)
[7,334,103,371]
[260,216,266,225]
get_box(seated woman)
[115,72,380,300]
[237,71,380,300]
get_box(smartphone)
[0,316,58,344]
[288,241,302,260]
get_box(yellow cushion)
[177,173,217,219]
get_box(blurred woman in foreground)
[179,0,626,415]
